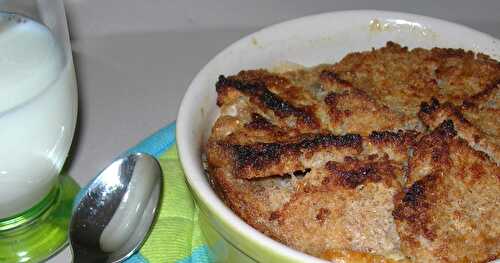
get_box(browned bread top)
[394,121,500,263]
[205,42,500,262]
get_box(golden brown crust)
[418,97,499,164]
[206,41,500,262]
[324,89,415,135]
[394,121,500,262]
[208,133,362,179]
[208,166,285,238]
[327,41,500,112]
[461,80,500,140]
[321,249,409,262]
[272,159,405,260]
[322,159,401,189]
[216,72,322,131]
[207,129,417,180]
[206,131,416,261]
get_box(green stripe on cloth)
[140,145,209,262]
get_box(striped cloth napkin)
[77,122,213,263]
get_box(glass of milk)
[0,0,80,262]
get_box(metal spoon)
[69,153,163,263]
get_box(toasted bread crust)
[394,121,500,262]
[419,97,499,164]
[206,42,500,262]
[324,89,415,135]
[323,42,500,116]
[207,130,417,180]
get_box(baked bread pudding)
[205,42,500,262]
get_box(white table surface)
[50,0,500,262]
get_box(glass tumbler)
[0,0,80,262]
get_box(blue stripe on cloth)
[124,122,177,158]
[125,253,149,263]
[176,245,213,263]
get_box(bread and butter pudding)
[205,42,500,262]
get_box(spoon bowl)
[69,153,162,263]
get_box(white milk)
[0,13,77,219]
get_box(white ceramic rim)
[177,9,500,262]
